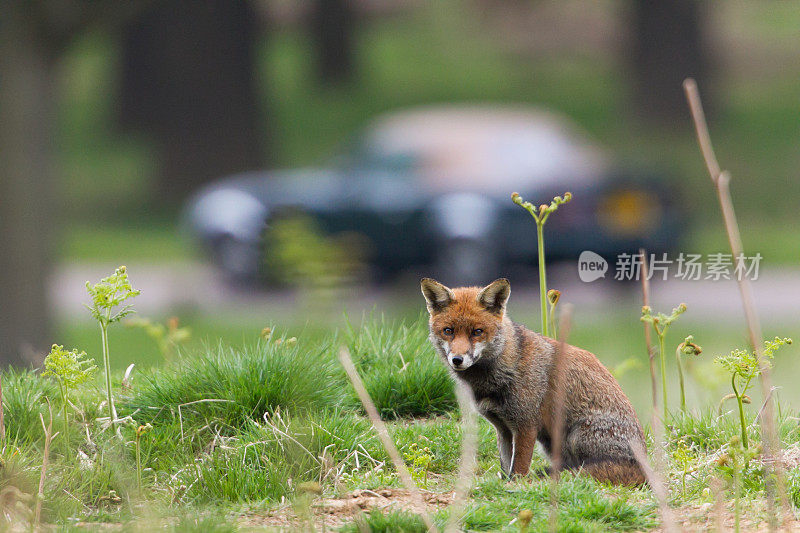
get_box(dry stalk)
[639,248,658,414]
[710,475,725,532]
[34,403,57,530]
[444,384,478,533]
[683,78,788,528]
[548,304,573,533]
[630,439,678,533]
[338,347,436,532]
[0,374,5,445]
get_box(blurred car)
[183,105,682,285]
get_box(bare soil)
[240,488,453,530]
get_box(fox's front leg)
[510,426,538,476]
[484,413,514,476]
[495,425,513,476]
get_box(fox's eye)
[472,328,483,336]
[443,327,454,336]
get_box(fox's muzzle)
[447,343,484,371]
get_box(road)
[52,261,800,327]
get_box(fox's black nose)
[451,355,464,367]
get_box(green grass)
[1,368,57,446]
[127,335,346,427]
[8,313,800,530]
[57,305,800,417]
[463,475,656,532]
[345,316,456,419]
[341,509,428,533]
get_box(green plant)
[671,436,697,497]
[715,436,761,533]
[715,336,792,449]
[85,266,140,435]
[512,191,572,337]
[126,316,190,360]
[134,423,152,496]
[42,344,97,456]
[546,289,561,339]
[641,303,687,421]
[264,213,365,294]
[403,442,434,487]
[675,335,702,413]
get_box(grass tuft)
[175,409,388,503]
[341,508,428,533]
[126,334,346,427]
[346,316,455,419]
[2,368,57,446]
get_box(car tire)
[211,234,262,282]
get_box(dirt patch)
[658,500,800,532]
[241,488,453,530]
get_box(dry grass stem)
[683,77,788,527]
[0,374,5,445]
[35,403,57,529]
[710,475,725,533]
[444,385,478,533]
[338,347,436,532]
[630,439,678,533]
[548,304,573,533]
[639,248,658,414]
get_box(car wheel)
[211,234,262,282]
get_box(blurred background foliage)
[2,0,799,380]
[55,1,800,263]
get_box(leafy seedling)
[134,423,152,496]
[42,344,97,456]
[672,436,698,497]
[716,436,761,532]
[641,303,687,421]
[675,335,702,413]
[715,337,792,449]
[546,289,561,339]
[85,266,140,436]
[512,191,572,337]
[403,442,433,487]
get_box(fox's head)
[420,277,510,372]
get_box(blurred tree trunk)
[0,6,57,367]
[119,0,266,203]
[309,0,357,85]
[0,1,139,367]
[629,0,711,124]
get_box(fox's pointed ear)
[477,278,510,315]
[421,278,454,314]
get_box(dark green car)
[184,105,682,285]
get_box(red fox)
[421,277,646,485]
